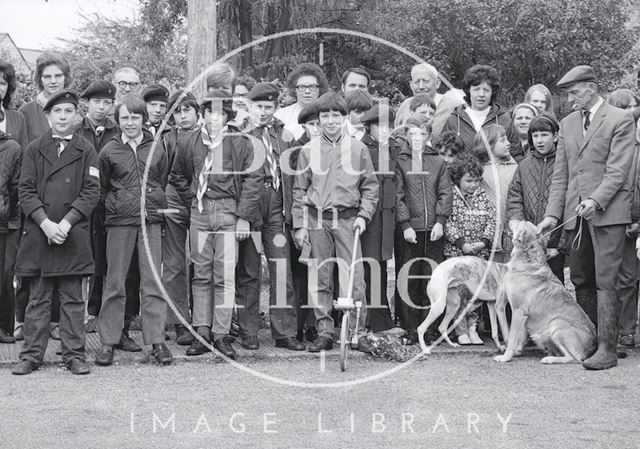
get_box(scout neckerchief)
[196,124,226,213]
[52,134,73,157]
[258,121,280,191]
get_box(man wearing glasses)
[113,67,142,106]
[274,63,330,140]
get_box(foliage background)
[4,0,640,116]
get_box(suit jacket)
[545,100,636,230]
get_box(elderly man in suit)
[538,65,637,370]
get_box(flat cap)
[81,80,116,100]
[43,89,79,112]
[142,84,170,103]
[556,65,597,88]
[298,103,319,124]
[360,104,395,125]
[248,82,280,102]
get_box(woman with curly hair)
[0,60,27,149]
[441,64,511,152]
[18,52,72,143]
[274,62,330,140]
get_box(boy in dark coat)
[95,95,172,367]
[395,116,453,344]
[507,114,565,281]
[359,104,399,334]
[75,80,120,332]
[12,90,100,375]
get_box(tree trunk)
[238,0,253,70]
[188,0,217,98]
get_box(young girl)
[471,124,517,262]
[444,153,496,345]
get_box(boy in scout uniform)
[75,80,120,331]
[12,90,100,375]
[235,83,304,351]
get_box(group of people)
[0,51,637,376]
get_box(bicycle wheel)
[339,312,350,372]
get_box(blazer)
[545,100,636,230]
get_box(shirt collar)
[586,96,603,118]
[122,132,143,147]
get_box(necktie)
[196,126,224,213]
[52,136,71,157]
[583,110,591,132]
[261,126,279,191]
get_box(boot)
[575,288,598,328]
[583,290,619,370]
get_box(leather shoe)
[241,335,259,350]
[115,333,142,352]
[14,322,24,341]
[152,343,173,365]
[67,359,91,375]
[95,344,114,366]
[175,325,195,346]
[275,337,305,351]
[305,327,318,343]
[308,336,333,352]
[186,338,212,356]
[0,328,16,344]
[356,336,374,353]
[404,331,418,346]
[12,360,39,375]
[214,338,237,359]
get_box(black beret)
[168,90,198,112]
[248,82,280,102]
[200,89,233,109]
[0,60,15,81]
[81,80,116,100]
[43,89,79,112]
[142,84,170,103]
[360,104,395,125]
[556,65,597,89]
[298,103,319,124]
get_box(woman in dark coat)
[0,60,28,149]
[12,90,100,376]
[359,105,399,332]
[441,65,511,152]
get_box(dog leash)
[527,213,582,251]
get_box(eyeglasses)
[296,84,319,92]
[117,81,140,89]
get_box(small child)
[470,124,517,262]
[345,89,374,140]
[433,131,465,167]
[444,153,496,345]
[507,113,564,281]
[292,92,378,353]
[395,115,453,344]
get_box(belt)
[308,207,358,220]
